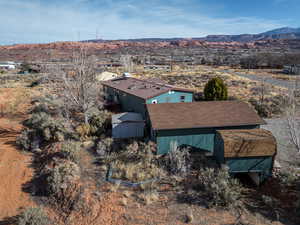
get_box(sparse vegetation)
[19,112,72,150]
[46,160,83,212]
[165,141,190,176]
[60,141,81,163]
[17,207,50,225]
[2,39,300,225]
[109,141,162,182]
[198,167,242,208]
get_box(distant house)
[144,65,171,72]
[146,101,266,155]
[283,65,300,75]
[0,61,17,70]
[102,76,194,118]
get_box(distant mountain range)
[85,27,300,43]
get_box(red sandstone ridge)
[0,39,298,62]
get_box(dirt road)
[0,118,34,221]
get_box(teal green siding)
[226,157,273,182]
[157,133,214,154]
[146,91,193,104]
[213,132,224,163]
[225,157,273,173]
[105,86,147,117]
[155,125,259,155]
[105,87,193,118]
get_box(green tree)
[204,77,228,101]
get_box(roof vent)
[123,72,131,78]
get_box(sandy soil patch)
[0,118,35,221]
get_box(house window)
[180,96,185,102]
[152,99,158,104]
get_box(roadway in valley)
[220,69,295,89]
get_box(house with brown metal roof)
[146,101,266,154]
[147,101,276,184]
[102,76,194,118]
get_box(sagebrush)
[17,207,50,225]
[198,167,242,208]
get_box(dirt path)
[0,118,35,221]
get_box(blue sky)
[0,0,299,45]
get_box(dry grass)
[111,160,162,183]
[0,88,32,116]
[108,180,121,192]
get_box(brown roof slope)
[216,129,276,157]
[102,77,193,99]
[147,101,265,130]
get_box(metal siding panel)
[225,157,273,177]
[112,122,144,138]
[146,91,193,104]
[157,133,214,154]
[214,132,225,164]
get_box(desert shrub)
[46,161,84,212]
[204,77,228,101]
[165,141,190,176]
[249,95,288,118]
[75,123,92,140]
[17,207,50,225]
[47,161,81,197]
[31,96,66,117]
[110,141,162,182]
[88,110,111,136]
[96,138,113,157]
[24,112,71,143]
[16,129,34,151]
[198,167,242,208]
[277,168,300,185]
[60,141,81,163]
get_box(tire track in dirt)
[0,118,35,221]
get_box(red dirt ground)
[0,118,35,221]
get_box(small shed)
[112,112,145,139]
[214,129,277,184]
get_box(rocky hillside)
[0,38,299,62]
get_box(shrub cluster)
[109,141,162,182]
[88,110,111,136]
[17,112,72,151]
[96,138,113,157]
[46,160,83,212]
[17,207,50,225]
[60,141,82,163]
[75,110,111,140]
[165,141,191,176]
[198,167,242,208]
[249,95,288,118]
[47,160,81,197]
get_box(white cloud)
[0,0,289,45]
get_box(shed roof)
[216,129,276,158]
[102,77,193,99]
[147,101,266,130]
[112,112,144,124]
